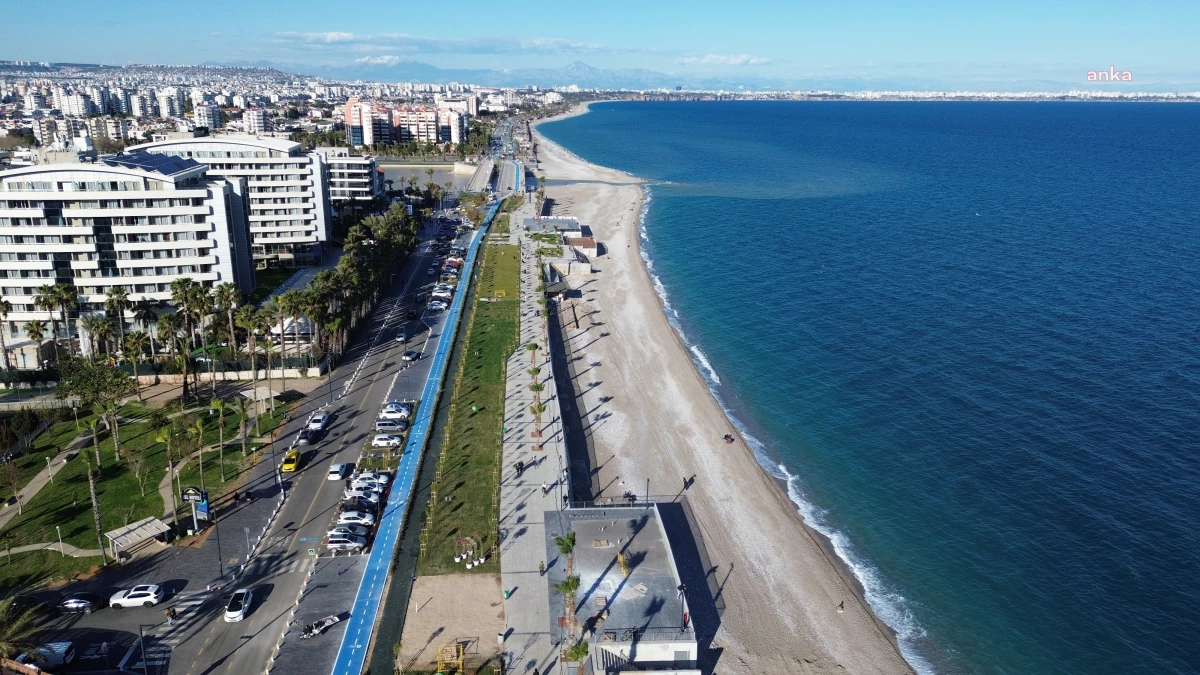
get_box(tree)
[233,395,250,457]
[86,461,108,564]
[187,284,215,395]
[0,299,12,374]
[530,402,547,438]
[0,596,43,660]
[104,401,122,461]
[52,283,79,356]
[105,286,130,361]
[79,314,109,357]
[264,296,290,396]
[155,426,180,527]
[188,419,206,491]
[526,342,540,368]
[211,398,227,482]
[23,320,46,368]
[127,448,148,497]
[32,285,59,360]
[236,305,265,429]
[133,299,160,357]
[214,282,240,359]
[0,462,23,515]
[555,532,579,640]
[55,356,136,415]
[124,331,150,402]
[157,313,187,402]
[9,409,38,451]
[87,418,102,477]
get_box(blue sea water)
[538,101,1200,675]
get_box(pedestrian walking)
[541,480,549,495]
[538,560,546,576]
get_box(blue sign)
[196,492,210,521]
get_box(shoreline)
[530,103,916,674]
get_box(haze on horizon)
[6,0,1199,90]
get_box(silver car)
[327,535,367,552]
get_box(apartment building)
[127,135,331,268]
[392,107,440,145]
[314,147,382,203]
[244,108,269,134]
[0,153,254,364]
[194,103,221,130]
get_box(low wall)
[137,367,323,384]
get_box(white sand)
[530,104,915,674]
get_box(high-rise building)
[0,153,255,363]
[315,147,382,203]
[88,86,111,114]
[23,92,45,111]
[194,103,221,130]
[392,107,440,145]
[156,90,179,117]
[60,93,94,117]
[244,108,269,134]
[33,118,57,146]
[126,136,331,268]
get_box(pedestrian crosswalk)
[133,641,172,669]
[153,591,210,646]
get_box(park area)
[0,396,290,592]
[418,244,519,576]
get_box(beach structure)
[126,135,332,269]
[548,505,699,673]
[0,152,254,362]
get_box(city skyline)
[5,0,1199,91]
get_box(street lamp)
[244,526,251,563]
[137,624,155,675]
[56,525,63,558]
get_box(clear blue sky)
[7,0,1199,88]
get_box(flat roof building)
[126,135,331,268]
[0,153,254,363]
[314,147,382,204]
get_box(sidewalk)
[0,434,87,531]
[498,235,570,674]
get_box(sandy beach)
[530,104,915,674]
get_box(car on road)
[402,350,421,362]
[57,592,105,615]
[337,511,376,526]
[327,463,350,481]
[407,310,417,320]
[296,429,320,445]
[327,524,371,539]
[327,535,367,552]
[416,294,426,303]
[308,413,331,431]
[109,584,164,609]
[343,488,381,503]
[224,588,253,622]
[375,418,405,432]
[280,449,301,472]
[427,267,436,275]
[371,434,404,448]
[427,300,447,312]
[395,330,406,342]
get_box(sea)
[538,101,1200,675]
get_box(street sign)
[181,486,203,503]
[308,548,317,557]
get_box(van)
[375,418,404,432]
[280,449,301,472]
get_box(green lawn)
[0,548,105,593]
[494,214,510,234]
[246,267,300,305]
[5,409,100,489]
[418,244,519,575]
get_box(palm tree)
[133,298,159,357]
[260,335,277,416]
[155,425,180,526]
[22,320,45,369]
[104,401,122,461]
[265,296,290,396]
[157,313,187,402]
[51,282,79,355]
[169,278,197,349]
[188,419,206,491]
[32,285,58,359]
[279,289,305,368]
[211,398,227,483]
[86,461,108,564]
[525,342,540,368]
[214,282,240,358]
[124,331,150,402]
[530,402,547,439]
[87,417,102,477]
[233,395,250,457]
[189,284,216,395]
[105,286,130,362]
[79,315,108,358]
[0,299,12,375]
[555,531,579,639]
[0,596,44,660]
[235,305,261,427]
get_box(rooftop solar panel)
[100,152,202,176]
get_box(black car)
[406,310,417,320]
[57,592,105,615]
[297,429,320,445]
[343,497,380,513]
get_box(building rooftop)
[100,152,203,176]
[547,506,693,641]
[127,134,301,154]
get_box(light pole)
[137,624,154,675]
[46,456,53,483]
[243,526,251,563]
[56,525,63,557]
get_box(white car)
[395,330,407,343]
[426,267,436,275]
[308,413,331,431]
[402,350,421,362]
[338,511,376,526]
[428,301,447,312]
[383,401,413,414]
[378,408,411,422]
[356,471,391,485]
[372,434,404,448]
[223,588,253,622]
[327,524,371,538]
[343,489,381,503]
[327,463,349,481]
[327,535,367,552]
[109,584,164,609]
[351,477,388,492]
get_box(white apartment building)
[392,107,440,145]
[244,108,268,134]
[314,147,381,203]
[23,92,45,111]
[0,153,254,365]
[194,103,221,130]
[127,136,331,268]
[61,93,93,117]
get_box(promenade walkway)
[0,433,85,531]
[499,236,570,674]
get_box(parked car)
[109,584,164,609]
[342,497,380,513]
[224,588,253,622]
[280,449,301,472]
[343,489,381,503]
[428,301,447,312]
[327,536,367,552]
[378,407,411,421]
[416,294,426,303]
[308,414,331,431]
[375,418,405,432]
[296,429,319,446]
[356,471,391,485]
[337,511,376,526]
[371,434,404,448]
[327,463,350,481]
[395,330,407,343]
[57,592,105,615]
[327,524,371,539]
[15,642,75,668]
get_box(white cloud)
[676,53,771,66]
[271,31,650,56]
[354,55,407,66]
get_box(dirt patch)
[398,573,505,671]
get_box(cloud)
[676,53,771,66]
[354,55,408,66]
[271,31,648,56]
